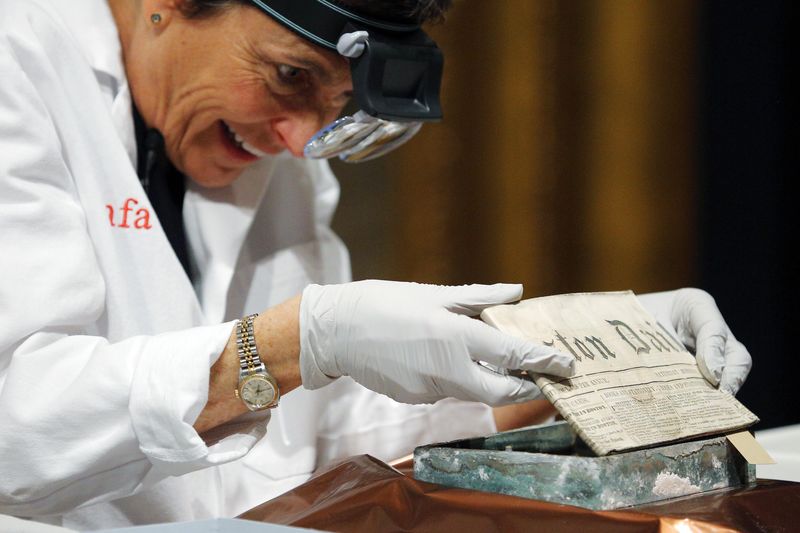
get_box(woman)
[0,0,751,529]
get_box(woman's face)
[128,2,352,187]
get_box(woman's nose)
[270,112,329,158]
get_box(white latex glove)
[637,288,752,395]
[299,281,575,405]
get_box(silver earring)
[150,13,162,25]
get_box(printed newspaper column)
[481,291,758,455]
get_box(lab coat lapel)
[30,8,204,336]
[96,86,204,332]
[110,83,137,168]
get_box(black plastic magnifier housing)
[346,23,443,122]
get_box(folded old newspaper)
[481,291,758,456]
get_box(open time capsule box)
[413,291,770,510]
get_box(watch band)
[236,313,265,379]
[235,313,280,410]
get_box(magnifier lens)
[338,121,422,163]
[303,115,381,159]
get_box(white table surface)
[756,423,800,482]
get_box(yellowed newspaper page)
[481,291,758,455]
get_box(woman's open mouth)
[219,121,268,161]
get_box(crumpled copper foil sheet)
[239,455,798,532]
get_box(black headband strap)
[248,0,419,50]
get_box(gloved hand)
[299,281,575,405]
[637,288,751,395]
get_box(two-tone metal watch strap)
[236,313,266,378]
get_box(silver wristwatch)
[234,313,279,411]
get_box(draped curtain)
[332,0,698,297]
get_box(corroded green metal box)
[413,421,755,510]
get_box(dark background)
[331,1,794,429]
[699,0,793,429]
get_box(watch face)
[240,375,277,410]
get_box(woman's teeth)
[223,122,267,158]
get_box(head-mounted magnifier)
[248,0,443,162]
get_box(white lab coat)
[0,0,495,529]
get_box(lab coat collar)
[41,0,137,165]
[41,0,125,85]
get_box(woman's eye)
[267,63,312,96]
[277,64,305,84]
